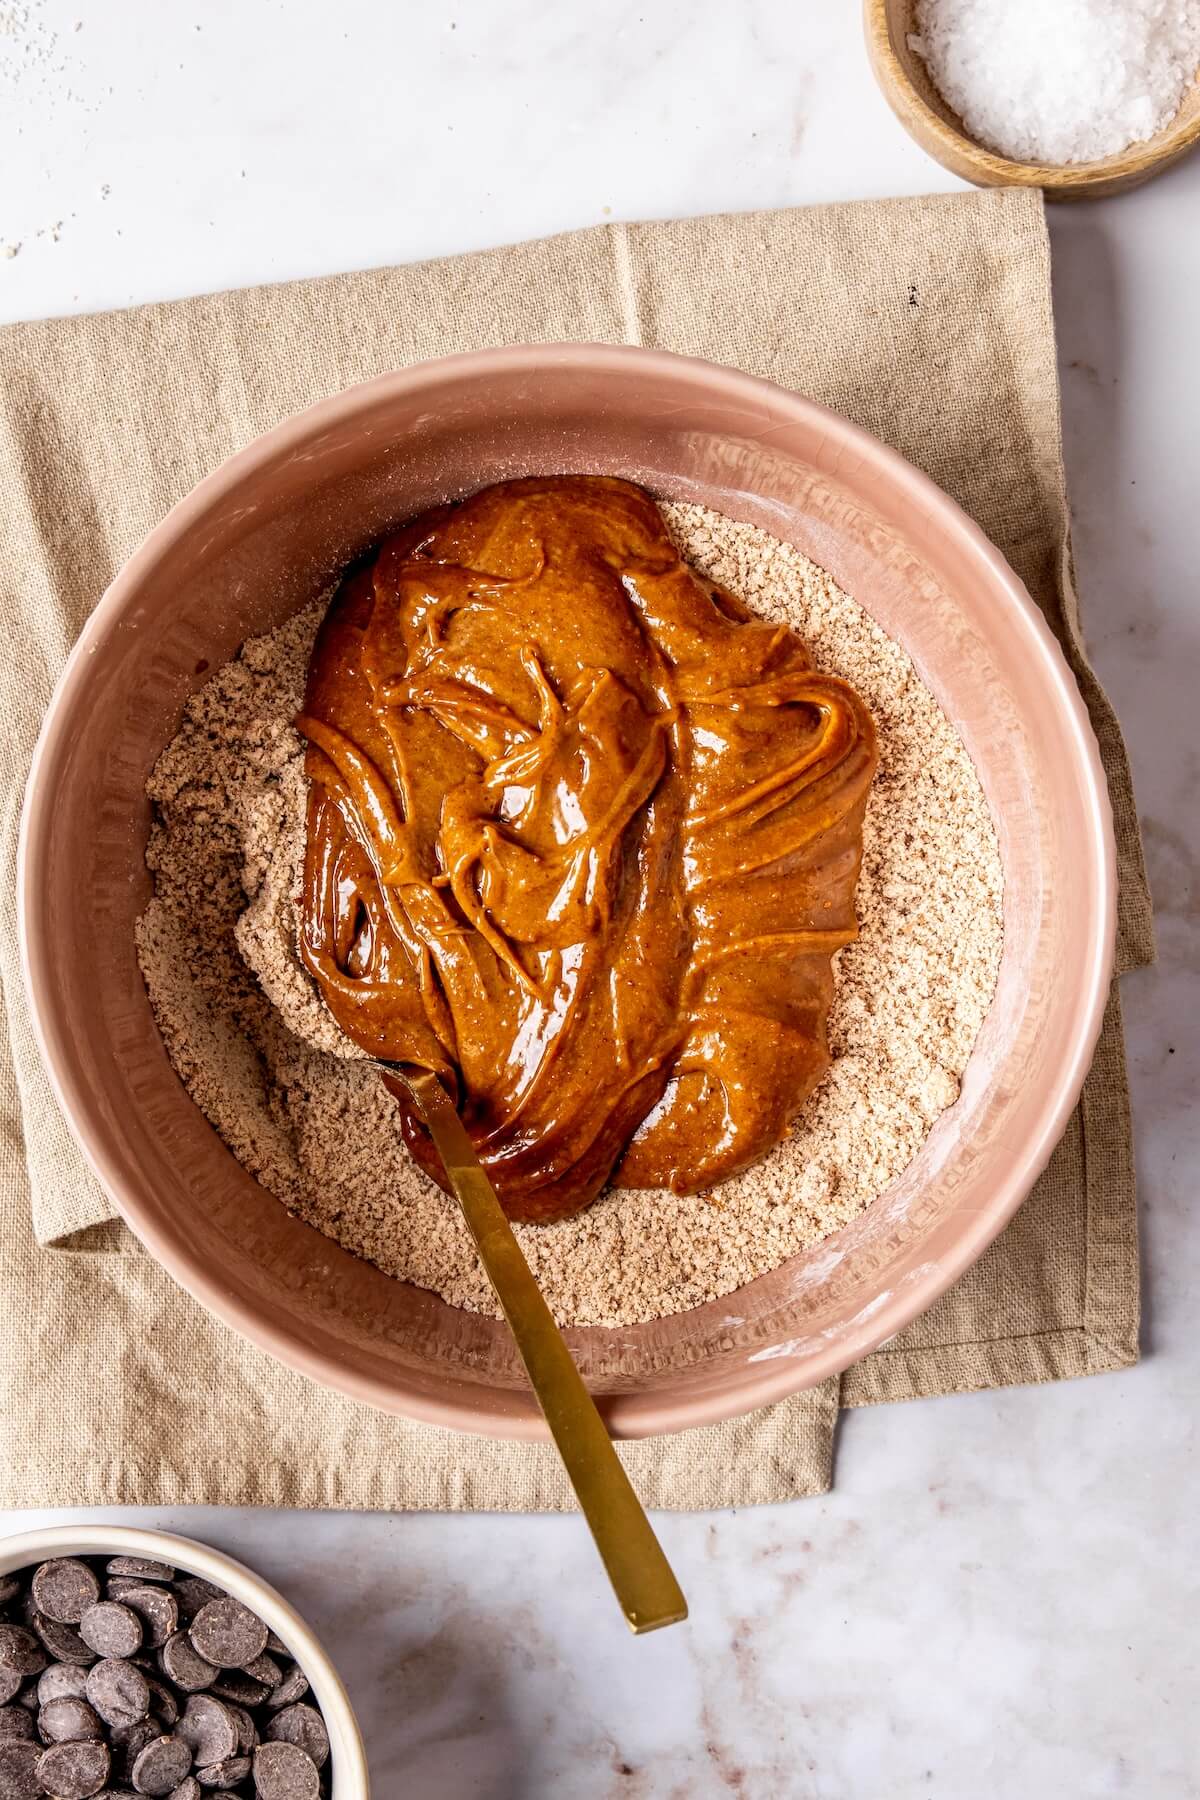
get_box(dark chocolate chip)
[114,1720,159,1780]
[105,1581,148,1604]
[31,1561,102,1627]
[176,1697,235,1768]
[159,1636,217,1696]
[222,1705,257,1756]
[86,1660,151,1730]
[0,1740,41,1798]
[106,1563,177,1586]
[31,1613,95,1665]
[209,1671,269,1707]
[194,1753,250,1787]
[130,1733,192,1796]
[252,1740,320,1800]
[262,1666,307,1711]
[118,1591,178,1654]
[187,1601,267,1672]
[240,1654,279,1693]
[38,1695,105,1743]
[0,1631,44,1680]
[0,1562,330,1800]
[39,1664,92,1706]
[167,1585,220,1628]
[80,1605,144,1661]
[36,1736,112,1798]
[144,1680,180,1729]
[263,1706,327,1772]
[109,1718,153,1745]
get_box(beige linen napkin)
[0,189,1153,1509]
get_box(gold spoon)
[377,1060,688,1635]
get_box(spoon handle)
[382,1062,688,1635]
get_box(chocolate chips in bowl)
[0,1533,366,1798]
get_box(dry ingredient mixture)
[136,502,1004,1329]
[910,0,1200,165]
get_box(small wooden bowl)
[865,0,1200,199]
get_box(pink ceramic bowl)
[19,345,1116,1440]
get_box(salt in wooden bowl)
[865,0,1200,199]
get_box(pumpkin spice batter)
[295,478,877,1222]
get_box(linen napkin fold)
[0,188,1152,1509]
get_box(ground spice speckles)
[135,503,1004,1328]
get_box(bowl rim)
[863,0,1200,195]
[18,342,1117,1439]
[0,1521,369,1795]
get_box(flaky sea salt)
[911,0,1200,164]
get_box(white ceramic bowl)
[0,1523,369,1796]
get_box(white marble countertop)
[2,3,1196,1794]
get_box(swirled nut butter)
[296,477,877,1222]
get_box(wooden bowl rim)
[865,0,1200,191]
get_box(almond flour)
[135,502,1004,1328]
